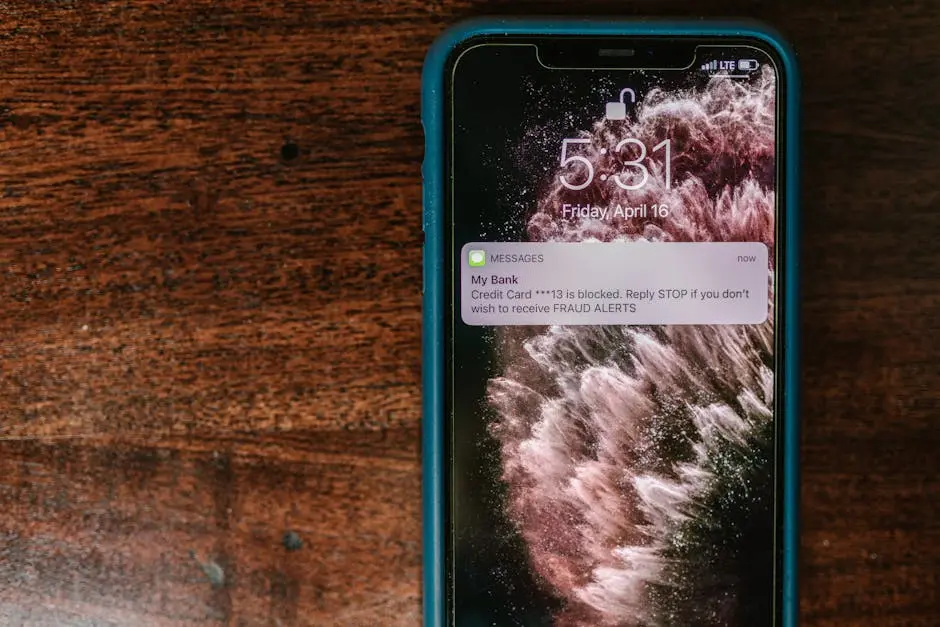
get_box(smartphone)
[422,19,800,627]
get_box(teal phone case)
[421,17,801,627]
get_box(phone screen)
[444,36,786,626]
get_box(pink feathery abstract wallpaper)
[450,44,780,626]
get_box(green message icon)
[468,249,486,267]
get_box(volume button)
[420,119,427,178]
[421,157,427,232]
[420,119,428,232]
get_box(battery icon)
[738,59,760,71]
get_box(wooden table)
[0,1,937,625]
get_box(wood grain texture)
[0,0,937,625]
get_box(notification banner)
[460,242,769,327]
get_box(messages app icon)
[468,249,486,267]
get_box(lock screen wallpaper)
[448,41,782,626]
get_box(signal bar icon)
[700,60,721,71]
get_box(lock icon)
[606,88,636,121]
